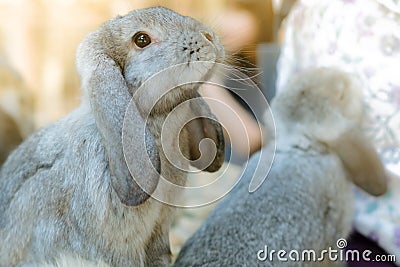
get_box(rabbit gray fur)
[41,254,109,267]
[0,6,225,267]
[174,68,387,267]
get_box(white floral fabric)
[277,0,400,260]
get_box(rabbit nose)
[201,31,214,43]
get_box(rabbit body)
[174,68,387,267]
[175,144,352,267]
[0,6,224,267]
[0,105,176,266]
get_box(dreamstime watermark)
[121,62,276,207]
[257,238,396,263]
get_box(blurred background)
[0,0,288,129]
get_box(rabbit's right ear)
[183,94,225,172]
[328,127,387,196]
[77,30,161,206]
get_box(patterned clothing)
[277,0,400,261]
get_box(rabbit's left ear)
[77,29,161,207]
[328,127,387,196]
[183,93,225,172]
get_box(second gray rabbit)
[174,68,387,267]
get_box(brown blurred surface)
[0,59,34,137]
[0,108,22,165]
[0,0,274,128]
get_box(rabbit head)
[272,67,387,196]
[77,7,225,110]
[75,7,225,206]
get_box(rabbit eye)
[133,32,151,48]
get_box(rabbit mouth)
[149,87,197,115]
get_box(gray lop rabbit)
[0,6,225,267]
[174,68,387,267]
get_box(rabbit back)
[174,146,353,267]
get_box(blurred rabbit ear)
[183,93,225,172]
[77,31,161,206]
[327,127,387,196]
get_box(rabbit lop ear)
[328,127,387,196]
[183,93,225,172]
[77,30,161,206]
